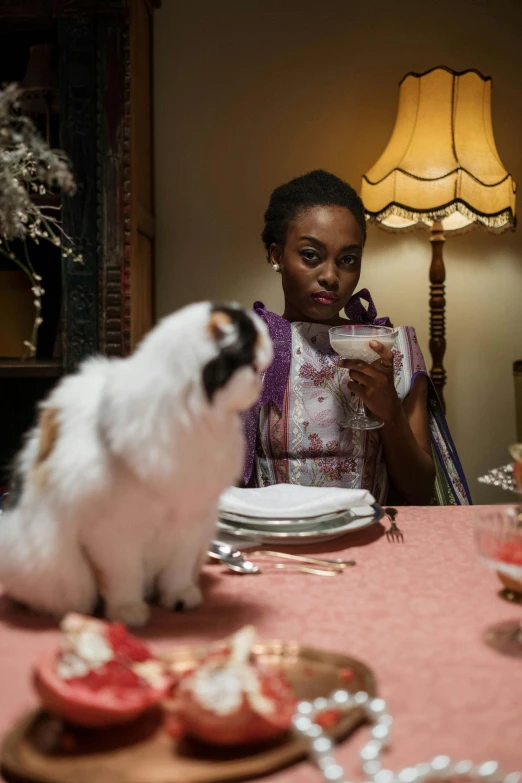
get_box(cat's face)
[139,301,272,415]
[203,304,272,412]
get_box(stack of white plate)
[217,486,383,545]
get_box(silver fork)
[384,507,404,542]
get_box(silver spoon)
[209,541,260,574]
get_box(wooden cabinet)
[130,0,156,349]
[0,0,159,484]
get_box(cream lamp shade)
[361,66,516,410]
[361,67,516,233]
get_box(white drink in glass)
[330,334,396,363]
[329,324,398,430]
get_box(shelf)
[0,358,63,378]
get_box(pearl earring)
[272,263,280,272]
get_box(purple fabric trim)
[253,302,291,410]
[243,303,292,485]
[408,369,472,502]
[410,369,428,393]
[403,326,426,375]
[424,379,472,500]
[344,288,392,327]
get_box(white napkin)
[219,484,375,519]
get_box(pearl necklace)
[292,690,521,783]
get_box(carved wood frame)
[0,0,132,368]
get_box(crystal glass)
[475,505,522,657]
[329,324,398,430]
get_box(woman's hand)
[340,339,401,423]
[342,341,435,504]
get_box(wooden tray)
[1,640,376,783]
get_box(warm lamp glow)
[361,67,516,233]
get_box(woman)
[243,170,470,505]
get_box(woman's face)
[270,205,364,324]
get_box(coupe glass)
[329,324,398,430]
[475,504,522,657]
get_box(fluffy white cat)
[0,302,272,626]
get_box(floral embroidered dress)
[242,292,471,506]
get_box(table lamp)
[361,66,516,410]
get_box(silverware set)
[209,506,403,576]
[209,541,355,576]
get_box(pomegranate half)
[173,626,297,746]
[34,614,170,727]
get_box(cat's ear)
[207,310,235,342]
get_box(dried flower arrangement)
[0,83,79,358]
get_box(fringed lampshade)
[361,67,516,407]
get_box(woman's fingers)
[338,340,395,405]
[347,369,372,387]
[348,380,368,397]
[340,341,400,421]
[369,340,394,369]
[342,359,380,377]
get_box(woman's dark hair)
[261,169,367,260]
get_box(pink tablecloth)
[0,505,521,781]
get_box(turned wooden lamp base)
[429,221,447,412]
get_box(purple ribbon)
[344,288,392,327]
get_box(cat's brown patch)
[32,407,60,488]
[203,305,257,400]
[207,310,232,340]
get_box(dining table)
[0,504,521,782]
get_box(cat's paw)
[160,584,202,613]
[106,601,150,627]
